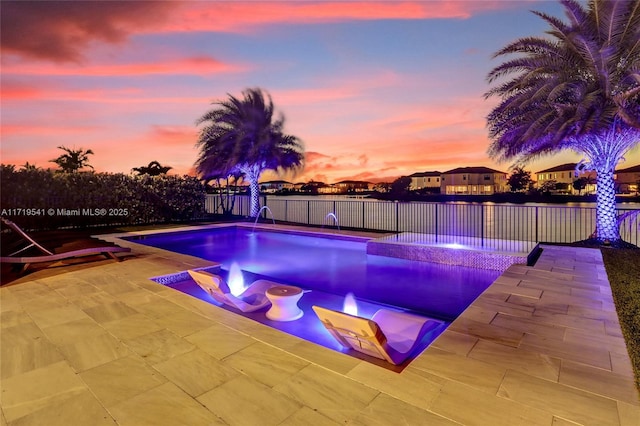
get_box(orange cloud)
[148,126,199,148]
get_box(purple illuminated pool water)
[126,226,500,320]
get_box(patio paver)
[0,225,638,425]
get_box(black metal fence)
[205,195,639,246]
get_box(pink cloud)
[167,1,519,33]
[2,56,245,77]
[2,1,518,62]
[1,1,174,62]
[1,124,101,137]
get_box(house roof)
[259,180,292,185]
[409,171,441,177]
[535,163,580,174]
[616,164,640,173]
[335,180,371,184]
[442,166,505,175]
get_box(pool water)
[126,226,500,321]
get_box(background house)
[441,167,507,195]
[409,171,441,191]
[535,163,597,194]
[615,164,640,194]
[333,180,372,193]
[259,180,294,193]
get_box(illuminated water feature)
[252,205,275,233]
[343,292,358,316]
[227,262,246,296]
[130,226,501,366]
[322,212,340,230]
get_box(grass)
[601,247,640,391]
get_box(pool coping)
[1,223,638,425]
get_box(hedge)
[0,165,206,230]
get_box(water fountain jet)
[322,212,340,231]
[227,262,247,296]
[343,292,358,316]
[252,206,275,233]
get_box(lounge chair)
[0,217,130,274]
[187,269,279,313]
[312,305,443,365]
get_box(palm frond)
[194,88,304,182]
[485,0,640,166]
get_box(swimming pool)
[125,225,500,321]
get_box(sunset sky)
[2,0,639,184]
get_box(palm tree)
[132,161,172,176]
[50,146,94,173]
[21,162,39,171]
[485,0,639,243]
[195,88,304,217]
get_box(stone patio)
[1,225,638,425]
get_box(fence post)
[535,206,539,242]
[307,201,310,225]
[362,201,365,229]
[395,202,399,232]
[481,205,485,247]
[435,203,439,242]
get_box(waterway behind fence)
[205,195,640,248]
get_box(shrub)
[0,165,206,230]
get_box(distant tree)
[573,177,588,195]
[1,164,16,173]
[539,180,558,195]
[50,146,94,173]
[374,182,391,193]
[195,88,304,217]
[207,173,244,215]
[507,167,532,192]
[390,176,412,197]
[21,162,39,171]
[485,0,640,243]
[301,181,324,194]
[555,182,571,193]
[133,161,172,176]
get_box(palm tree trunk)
[594,167,620,242]
[237,163,263,218]
[249,179,260,217]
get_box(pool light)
[442,243,466,249]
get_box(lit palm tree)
[486,0,640,243]
[195,88,304,217]
[132,161,172,176]
[50,146,94,173]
